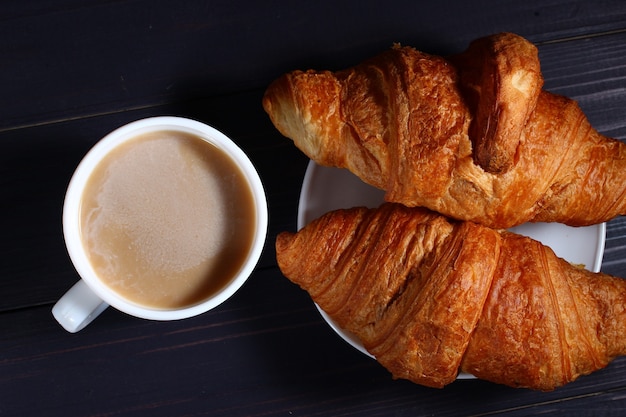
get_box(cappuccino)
[79,130,256,309]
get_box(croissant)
[276,203,626,390]
[263,33,626,229]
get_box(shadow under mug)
[53,116,268,332]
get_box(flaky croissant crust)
[264,33,626,228]
[276,203,626,390]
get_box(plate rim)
[296,159,607,380]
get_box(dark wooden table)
[3,1,626,415]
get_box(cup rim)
[62,116,268,320]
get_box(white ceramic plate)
[296,160,606,379]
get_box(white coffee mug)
[53,117,268,332]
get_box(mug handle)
[52,280,109,333]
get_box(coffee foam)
[85,134,228,276]
[76,127,262,310]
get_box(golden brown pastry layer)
[276,203,626,390]
[264,33,626,228]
